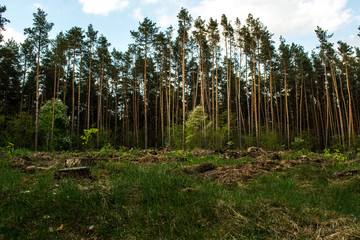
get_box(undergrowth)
[1,152,360,239]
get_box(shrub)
[80,127,98,150]
[185,106,207,149]
[259,129,282,151]
[0,113,35,149]
[39,99,70,151]
[291,133,318,152]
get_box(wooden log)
[195,163,216,173]
[334,170,360,178]
[54,167,92,179]
[65,157,95,167]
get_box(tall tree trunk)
[245,56,250,135]
[87,50,92,130]
[324,61,330,149]
[114,77,118,144]
[50,63,57,150]
[269,58,275,132]
[77,53,83,149]
[252,44,258,146]
[144,44,148,149]
[330,62,345,148]
[71,48,76,143]
[35,39,41,152]
[345,60,353,150]
[167,41,172,149]
[182,32,186,150]
[215,52,219,144]
[97,56,104,150]
[224,36,230,142]
[211,50,215,139]
[284,66,290,148]
[299,68,304,136]
[20,59,27,115]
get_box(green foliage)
[5,142,14,157]
[12,148,33,157]
[323,148,332,159]
[241,134,256,149]
[39,99,70,151]
[291,133,318,152]
[185,106,207,149]
[0,114,4,125]
[259,129,282,151]
[1,152,360,239]
[0,113,35,149]
[226,141,234,147]
[165,124,183,150]
[81,127,98,150]
[329,135,343,151]
[99,143,117,155]
[322,148,347,166]
[206,124,228,150]
[333,149,347,166]
[118,146,126,153]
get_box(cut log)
[334,170,360,178]
[65,157,95,167]
[195,163,216,173]
[54,167,92,179]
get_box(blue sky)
[2,0,360,53]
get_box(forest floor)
[1,147,360,239]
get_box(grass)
[1,152,360,239]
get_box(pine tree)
[96,35,110,149]
[131,17,159,149]
[66,26,84,143]
[207,17,220,139]
[0,4,10,42]
[338,41,354,150]
[19,39,35,115]
[85,24,98,130]
[24,8,54,151]
[177,8,192,150]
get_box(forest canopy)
[1,5,360,152]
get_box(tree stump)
[334,170,360,178]
[195,163,216,173]
[54,167,92,179]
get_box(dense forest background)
[1,5,360,152]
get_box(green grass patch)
[1,155,360,239]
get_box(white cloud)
[156,9,178,28]
[132,8,144,21]
[2,27,26,44]
[78,0,129,15]
[344,34,360,48]
[187,0,353,37]
[143,0,158,4]
[32,2,43,9]
[152,0,188,28]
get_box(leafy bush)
[291,133,318,152]
[329,135,343,151]
[99,143,117,155]
[259,129,282,151]
[185,106,207,149]
[206,123,227,150]
[0,113,35,149]
[322,148,347,166]
[39,99,70,151]
[165,124,183,150]
[80,127,98,150]
[242,134,256,149]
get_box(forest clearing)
[1,2,360,239]
[1,147,360,239]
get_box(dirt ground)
[9,147,333,185]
